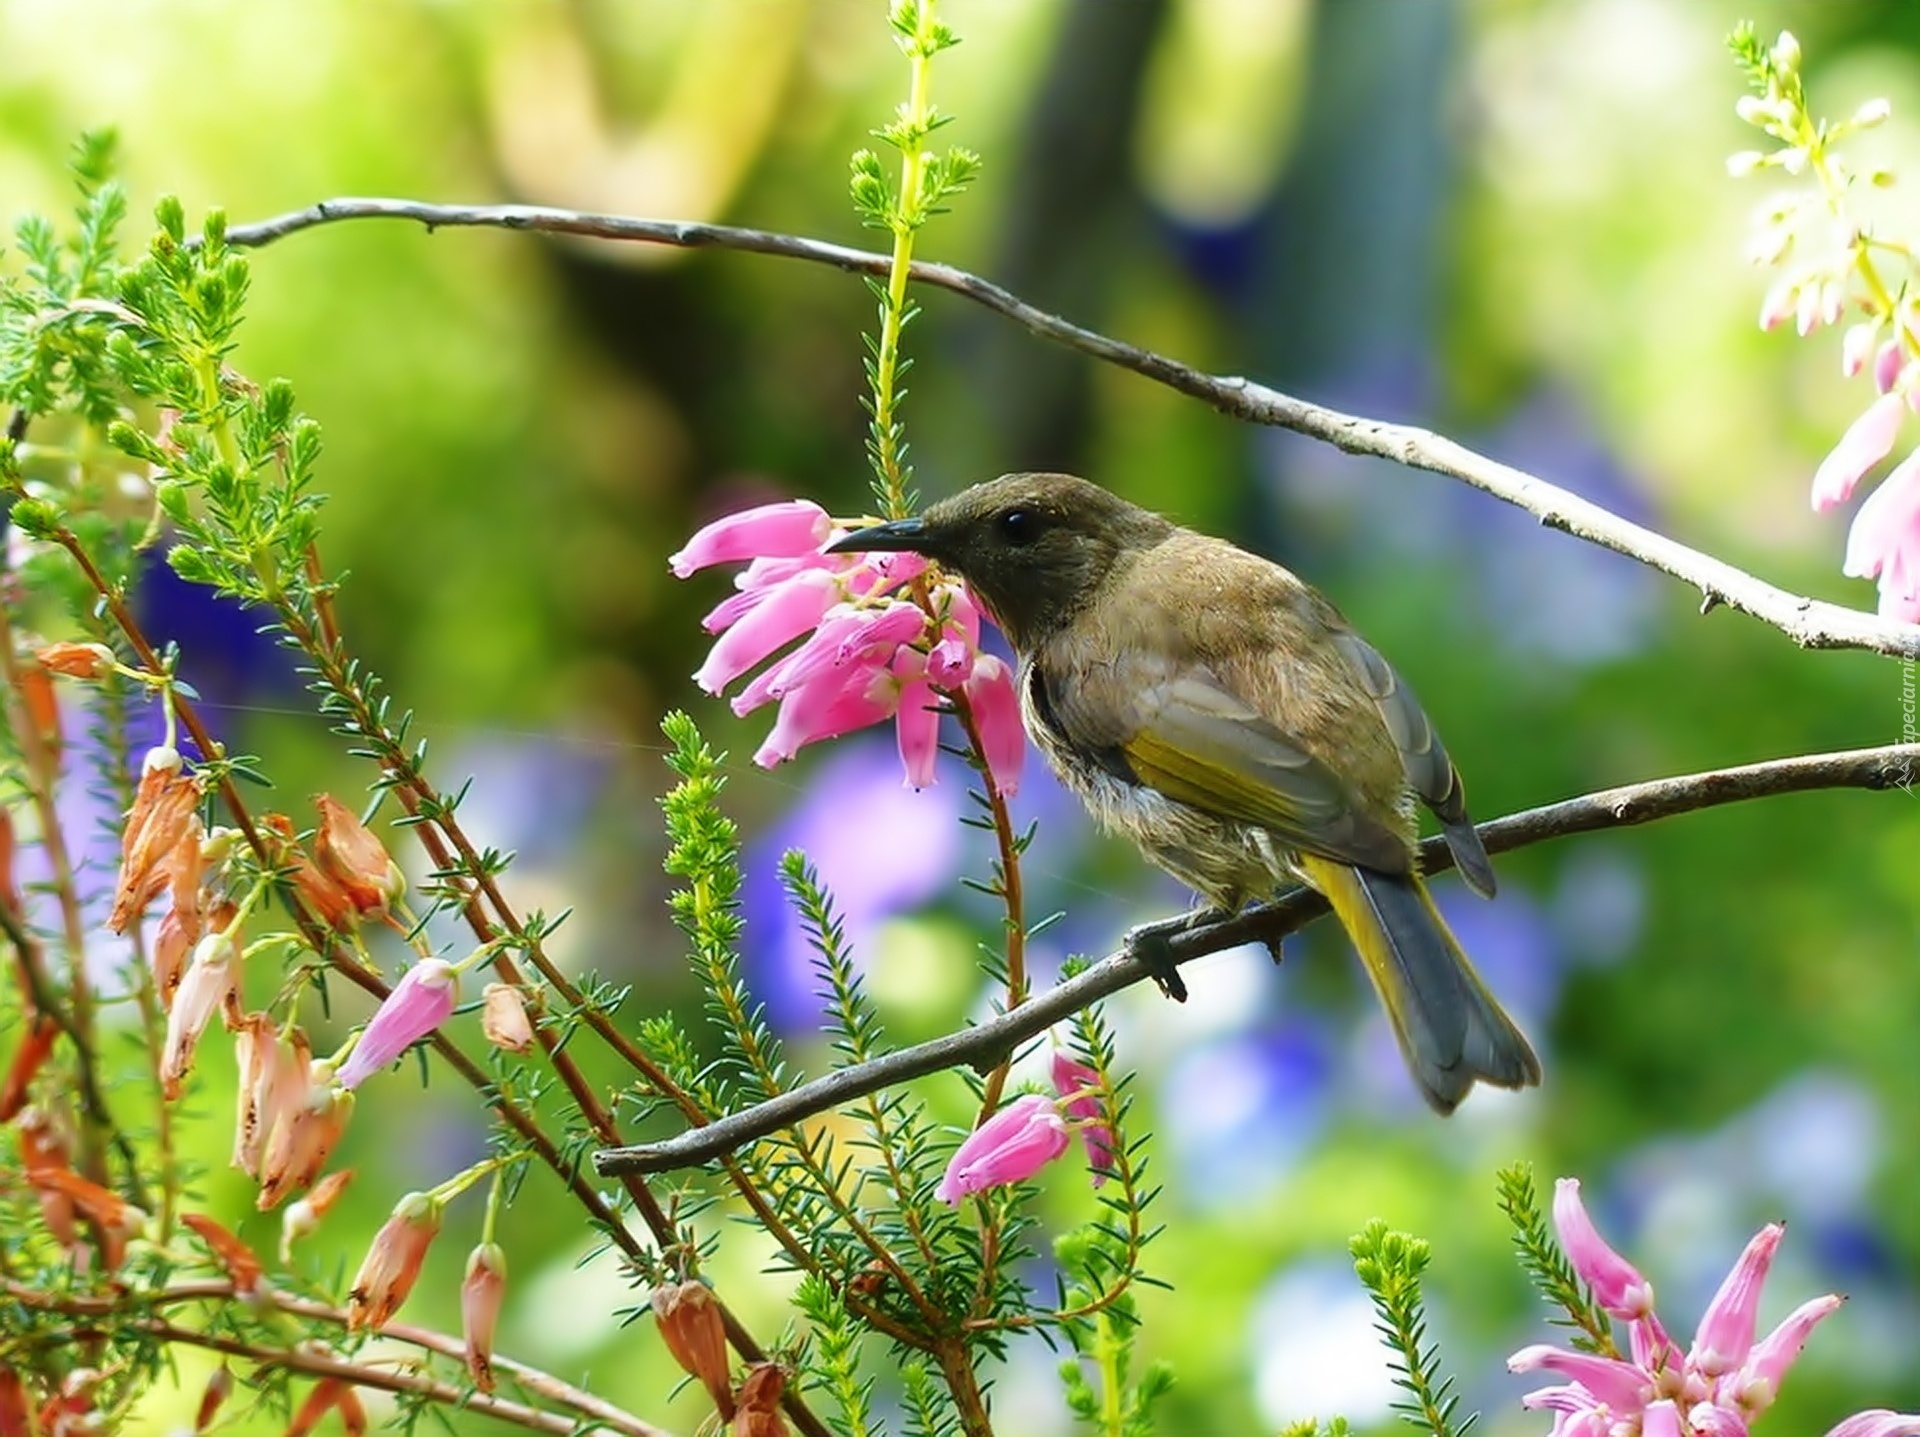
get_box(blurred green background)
[8,0,1920,1433]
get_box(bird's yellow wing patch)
[1120,700,1411,874]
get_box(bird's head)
[828,473,1173,651]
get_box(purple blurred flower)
[1511,1178,1865,1437]
[936,1093,1071,1204]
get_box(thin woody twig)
[6,1279,676,1437]
[219,197,1920,660]
[595,742,1920,1176]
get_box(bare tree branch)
[595,742,1920,1176]
[221,197,1920,660]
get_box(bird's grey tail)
[1302,855,1540,1114]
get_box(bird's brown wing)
[1117,673,1414,876]
[1328,631,1497,897]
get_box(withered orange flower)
[313,795,403,919]
[462,1242,508,1393]
[28,1164,147,1269]
[652,1280,734,1419]
[266,811,358,932]
[151,904,198,1011]
[257,1080,352,1211]
[180,1212,265,1295]
[18,664,60,758]
[346,1191,442,1331]
[16,1109,76,1246]
[0,1364,28,1437]
[109,749,204,935]
[286,1378,366,1437]
[33,642,113,680]
[233,1014,311,1178]
[731,1364,789,1437]
[160,931,238,1101]
[280,1168,354,1262]
[0,1015,59,1124]
[194,1365,233,1434]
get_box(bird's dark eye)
[998,508,1038,545]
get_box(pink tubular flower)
[1513,1178,1858,1437]
[1843,447,1920,623]
[672,497,1026,792]
[1812,392,1906,510]
[1050,1050,1117,1181]
[1553,1179,1656,1319]
[936,1093,1071,1205]
[671,500,833,578]
[335,959,458,1089]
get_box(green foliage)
[1495,1163,1618,1357]
[1350,1220,1472,1437]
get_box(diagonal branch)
[220,197,1920,660]
[594,742,1920,1176]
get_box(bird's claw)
[1124,921,1190,1002]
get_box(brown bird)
[830,473,1540,1113]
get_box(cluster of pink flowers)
[1511,1177,1917,1437]
[671,498,1024,791]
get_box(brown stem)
[934,1338,995,1437]
[4,1279,675,1437]
[950,690,1026,1122]
[270,587,830,1437]
[0,595,111,1179]
[39,522,657,1275]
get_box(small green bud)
[154,195,185,245]
[9,496,62,538]
[107,420,167,464]
[154,481,191,525]
[166,545,217,585]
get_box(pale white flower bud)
[1771,31,1801,73]
[1727,150,1767,179]
[1852,97,1892,129]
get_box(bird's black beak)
[825,516,933,555]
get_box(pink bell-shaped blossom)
[1843,447,1920,623]
[894,665,943,790]
[962,655,1024,797]
[1688,1223,1783,1378]
[936,1093,1070,1205]
[670,500,833,578]
[695,568,839,695]
[1050,1050,1117,1181]
[1554,1178,1656,1319]
[1812,392,1906,510]
[1824,1415,1920,1437]
[336,959,458,1089]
